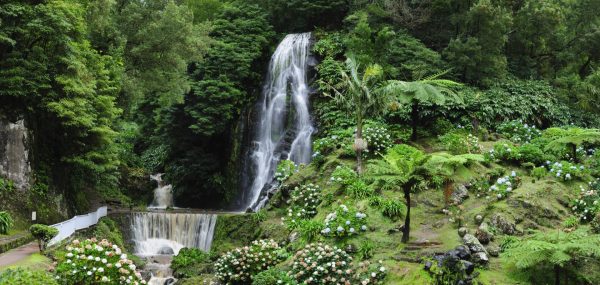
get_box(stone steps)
[395,240,444,264]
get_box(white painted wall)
[48,206,107,246]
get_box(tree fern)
[545,128,600,162]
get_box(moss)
[211,214,262,254]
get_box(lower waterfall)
[130,212,217,284]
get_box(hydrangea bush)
[55,238,146,285]
[363,125,392,156]
[283,183,322,229]
[484,143,521,163]
[215,239,285,285]
[439,132,481,154]
[330,165,358,186]
[571,180,600,222]
[497,120,541,144]
[548,161,586,181]
[487,171,521,200]
[274,160,297,183]
[353,260,387,285]
[290,243,353,285]
[321,205,368,239]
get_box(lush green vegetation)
[2,0,600,284]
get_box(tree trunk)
[571,144,578,163]
[356,121,363,175]
[411,102,419,141]
[444,181,453,206]
[402,187,411,243]
[554,265,560,285]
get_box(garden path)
[0,242,38,268]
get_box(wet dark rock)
[451,184,469,205]
[462,260,475,275]
[475,222,494,245]
[157,247,174,255]
[490,214,518,235]
[472,252,489,265]
[424,261,433,271]
[455,245,471,260]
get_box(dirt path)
[0,242,39,268]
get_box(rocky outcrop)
[490,214,520,235]
[0,119,31,190]
[451,184,469,205]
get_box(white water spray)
[131,212,217,256]
[149,174,173,209]
[246,33,314,210]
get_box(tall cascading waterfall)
[242,33,314,211]
[0,119,31,190]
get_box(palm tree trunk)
[410,102,419,141]
[356,120,363,175]
[402,186,411,243]
[554,265,560,285]
[571,144,578,163]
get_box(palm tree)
[369,144,430,243]
[545,128,600,163]
[383,72,463,140]
[323,57,389,174]
[424,152,484,205]
[325,58,460,173]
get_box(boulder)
[474,214,484,225]
[157,247,174,255]
[490,214,518,235]
[472,252,489,265]
[463,234,487,254]
[475,222,494,244]
[451,184,469,205]
[454,245,471,260]
[462,260,475,275]
[458,227,468,237]
[486,245,500,257]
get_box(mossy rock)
[211,214,262,254]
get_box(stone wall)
[0,119,31,190]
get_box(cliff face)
[0,119,31,190]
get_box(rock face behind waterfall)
[239,32,317,211]
[0,119,31,190]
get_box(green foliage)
[484,142,521,164]
[171,248,212,279]
[330,165,359,186]
[369,144,429,192]
[531,166,548,181]
[487,172,521,200]
[562,216,579,229]
[346,179,374,200]
[284,183,321,229]
[571,181,600,222]
[93,218,124,249]
[215,239,285,284]
[545,128,600,162]
[506,228,600,284]
[439,131,480,154]
[296,219,325,243]
[29,224,58,251]
[0,211,13,235]
[274,160,296,183]
[549,161,586,181]
[0,178,15,193]
[321,204,368,240]
[290,243,353,285]
[0,268,58,285]
[380,199,406,220]
[252,209,267,224]
[252,268,297,285]
[357,240,375,260]
[592,213,600,234]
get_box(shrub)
[296,219,324,243]
[487,171,521,200]
[363,124,393,156]
[171,248,211,279]
[517,143,546,165]
[571,183,600,222]
[353,261,387,285]
[290,243,353,285]
[357,240,375,260]
[549,161,586,181]
[484,143,521,163]
[0,178,15,193]
[346,179,373,199]
[591,213,600,234]
[0,268,58,285]
[252,268,297,285]
[55,238,146,285]
[283,183,321,229]
[381,199,406,220]
[439,132,468,154]
[330,165,358,186]
[531,166,548,181]
[0,211,13,235]
[274,160,296,183]
[497,120,541,144]
[562,216,579,228]
[29,224,58,251]
[214,239,285,284]
[321,205,368,240]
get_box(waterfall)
[0,119,31,190]
[130,212,217,256]
[149,174,173,209]
[243,32,314,211]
